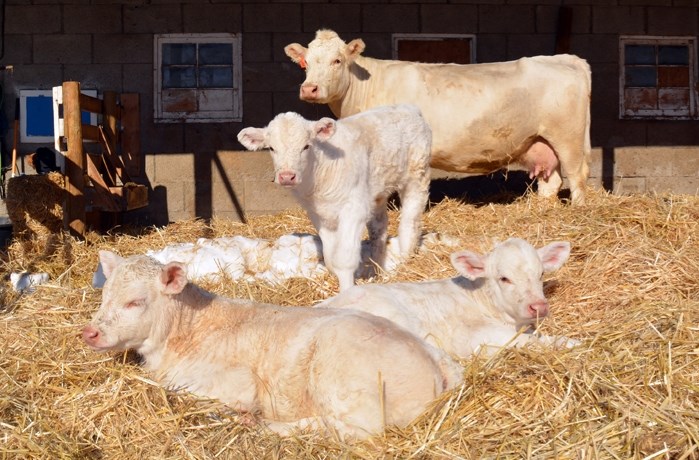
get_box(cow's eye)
[333,59,341,65]
[302,144,310,151]
[499,277,511,284]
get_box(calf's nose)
[277,171,297,186]
[528,301,549,318]
[82,325,100,345]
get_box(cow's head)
[285,29,365,104]
[82,251,188,353]
[450,238,570,329]
[237,112,336,187]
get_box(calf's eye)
[126,299,145,308]
[499,277,511,284]
[303,144,310,151]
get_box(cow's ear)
[345,39,366,61]
[99,250,125,279]
[313,118,336,140]
[237,127,267,151]
[538,241,571,273]
[450,250,487,280]
[160,262,188,295]
[285,43,308,65]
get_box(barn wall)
[0,1,697,226]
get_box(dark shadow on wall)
[212,153,246,224]
[193,150,246,224]
[602,147,615,192]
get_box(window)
[620,36,698,120]
[154,33,242,123]
[392,34,476,64]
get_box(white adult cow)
[82,251,463,439]
[317,238,578,358]
[237,104,432,291]
[284,29,592,205]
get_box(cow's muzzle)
[300,84,319,101]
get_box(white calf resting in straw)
[82,251,463,439]
[318,238,579,358]
[237,104,432,291]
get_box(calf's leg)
[396,180,428,259]
[321,217,364,291]
[366,198,389,270]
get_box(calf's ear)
[160,262,188,295]
[99,250,125,279]
[284,43,308,64]
[237,128,267,151]
[313,118,336,140]
[450,250,487,280]
[538,241,571,272]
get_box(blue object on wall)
[20,89,97,143]
[25,94,53,137]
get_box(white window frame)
[154,33,242,123]
[619,35,698,120]
[392,34,477,63]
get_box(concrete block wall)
[143,146,697,224]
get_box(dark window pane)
[162,44,196,65]
[163,66,197,88]
[658,46,689,65]
[199,67,233,88]
[625,45,655,65]
[199,44,233,65]
[625,66,656,87]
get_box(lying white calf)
[237,104,432,291]
[82,251,463,439]
[318,238,578,357]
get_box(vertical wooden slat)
[103,91,121,179]
[120,93,141,178]
[62,81,86,236]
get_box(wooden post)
[62,81,86,236]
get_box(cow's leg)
[536,168,564,199]
[397,180,429,259]
[546,134,590,206]
[367,197,389,270]
[560,154,589,206]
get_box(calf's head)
[82,251,188,352]
[284,29,365,104]
[237,112,337,187]
[450,238,570,327]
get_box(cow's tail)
[578,57,593,170]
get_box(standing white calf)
[237,104,432,291]
[82,251,463,439]
[317,238,578,357]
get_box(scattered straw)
[1,188,698,458]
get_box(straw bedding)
[0,188,697,459]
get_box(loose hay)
[1,188,698,459]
